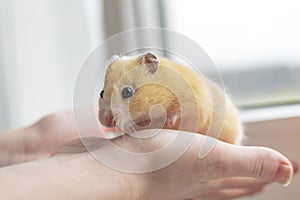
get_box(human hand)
[52,130,298,200]
[0,112,298,199]
[0,127,297,200]
[0,111,116,166]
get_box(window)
[162,0,300,109]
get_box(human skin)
[0,111,115,166]
[0,112,80,166]
[0,112,297,200]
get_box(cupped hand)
[0,112,298,200]
[52,129,297,200]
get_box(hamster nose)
[103,111,115,127]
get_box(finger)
[290,159,298,174]
[212,177,268,190]
[176,177,269,200]
[198,188,263,200]
[100,124,120,138]
[197,139,294,186]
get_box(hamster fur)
[98,53,243,144]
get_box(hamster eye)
[121,87,134,99]
[100,90,104,99]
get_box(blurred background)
[1,0,300,129]
[0,0,299,199]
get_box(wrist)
[52,137,150,200]
[64,152,149,200]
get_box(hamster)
[98,53,242,144]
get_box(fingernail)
[272,164,293,187]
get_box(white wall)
[164,0,300,70]
[0,0,104,130]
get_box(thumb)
[201,140,293,186]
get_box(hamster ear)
[139,53,159,74]
[106,55,120,66]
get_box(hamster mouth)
[109,120,116,127]
[102,116,116,128]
